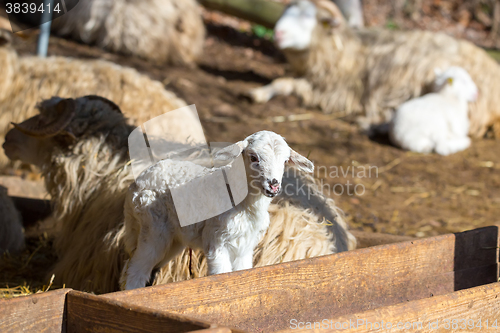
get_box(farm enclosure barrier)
[1,225,499,332]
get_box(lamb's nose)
[269,179,280,192]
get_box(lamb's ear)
[213,140,249,162]
[288,149,314,173]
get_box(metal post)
[37,0,55,57]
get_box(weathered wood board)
[66,290,238,333]
[0,288,71,333]
[100,226,499,332]
[276,282,500,332]
[1,227,497,333]
[349,230,414,248]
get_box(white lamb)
[389,66,478,156]
[120,131,314,290]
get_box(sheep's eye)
[250,155,259,163]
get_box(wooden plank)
[186,328,233,333]
[101,227,499,332]
[276,282,500,332]
[66,290,226,333]
[350,230,415,249]
[0,288,70,333]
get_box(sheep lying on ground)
[3,96,354,293]
[0,185,24,254]
[121,131,314,290]
[250,0,500,138]
[0,35,199,169]
[389,67,478,156]
[12,0,205,65]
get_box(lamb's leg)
[205,245,232,275]
[155,240,185,270]
[249,78,312,104]
[232,251,254,272]
[122,232,170,290]
[435,137,471,156]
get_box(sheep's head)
[274,0,345,51]
[215,131,314,198]
[433,66,478,103]
[3,95,127,168]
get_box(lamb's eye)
[250,155,259,163]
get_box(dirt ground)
[1,10,500,294]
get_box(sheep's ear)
[213,140,248,162]
[288,149,314,173]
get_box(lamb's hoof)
[249,87,272,103]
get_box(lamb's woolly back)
[0,185,24,254]
[263,0,500,137]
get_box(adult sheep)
[0,33,201,169]
[250,0,500,138]
[3,95,355,293]
[9,0,205,65]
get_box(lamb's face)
[243,132,290,197]
[435,66,478,102]
[242,131,314,198]
[274,0,317,50]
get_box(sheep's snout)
[274,30,285,45]
[3,128,43,165]
[264,178,281,197]
[3,129,22,159]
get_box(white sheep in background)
[121,131,314,290]
[250,0,500,138]
[389,67,478,156]
[11,0,205,65]
[0,185,24,254]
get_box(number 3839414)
[5,2,62,14]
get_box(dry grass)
[0,233,60,299]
